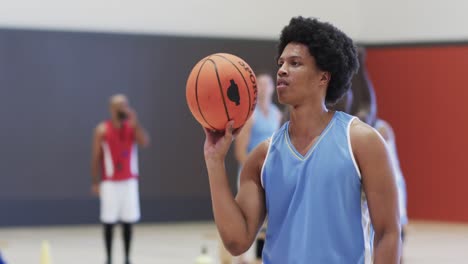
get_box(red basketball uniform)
[100,120,138,181]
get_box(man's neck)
[111,119,123,128]
[288,103,334,139]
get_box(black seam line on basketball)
[195,59,217,130]
[209,58,231,122]
[213,54,252,126]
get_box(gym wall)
[1,0,468,225]
[366,44,468,222]
[0,28,278,226]
[0,0,360,227]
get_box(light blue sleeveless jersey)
[261,111,373,264]
[247,105,281,153]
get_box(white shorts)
[100,178,140,223]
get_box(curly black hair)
[278,16,359,104]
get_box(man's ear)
[320,71,331,86]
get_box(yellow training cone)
[40,240,52,264]
[195,246,214,264]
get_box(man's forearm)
[373,230,401,263]
[206,160,249,254]
[134,123,149,146]
[91,162,101,184]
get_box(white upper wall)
[358,0,468,43]
[5,0,466,43]
[0,0,360,40]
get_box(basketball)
[186,53,257,131]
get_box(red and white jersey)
[100,120,138,181]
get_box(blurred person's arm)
[91,123,105,195]
[127,107,150,148]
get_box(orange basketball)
[186,53,258,131]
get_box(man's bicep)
[235,142,267,240]
[92,125,104,159]
[353,126,400,233]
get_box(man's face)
[276,42,328,105]
[110,95,129,121]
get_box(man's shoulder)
[95,121,107,135]
[350,118,387,157]
[251,138,271,159]
[247,138,271,168]
[243,138,271,184]
[350,118,382,144]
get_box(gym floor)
[0,221,467,263]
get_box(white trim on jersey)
[130,143,139,176]
[347,117,362,180]
[101,142,114,178]
[361,195,374,264]
[260,136,275,189]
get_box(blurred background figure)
[91,94,150,264]
[234,73,282,172]
[348,47,377,126]
[233,73,281,264]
